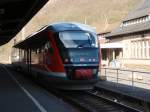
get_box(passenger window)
[37,49,40,53]
[41,46,44,52]
[45,43,48,50]
[47,42,53,53]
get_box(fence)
[100,68,150,90]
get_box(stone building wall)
[108,32,150,69]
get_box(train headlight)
[70,58,73,62]
[93,58,96,62]
[89,59,92,62]
[80,58,85,62]
[64,58,69,63]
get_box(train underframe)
[12,62,99,90]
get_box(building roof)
[107,0,150,38]
[97,32,111,36]
[124,0,150,21]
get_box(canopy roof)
[0,0,48,45]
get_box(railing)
[100,68,150,90]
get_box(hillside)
[0,0,141,63]
[20,0,140,36]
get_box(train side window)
[54,33,64,49]
[36,49,39,53]
[36,49,38,54]
[41,46,45,52]
[38,48,42,53]
[47,42,53,53]
[45,43,48,50]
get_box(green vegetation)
[0,0,140,63]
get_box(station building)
[100,0,150,69]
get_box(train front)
[55,28,100,90]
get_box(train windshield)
[59,31,98,48]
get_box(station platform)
[95,81,150,103]
[0,64,78,112]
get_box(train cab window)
[59,31,98,48]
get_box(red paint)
[46,31,65,72]
[75,69,92,79]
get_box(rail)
[100,68,150,90]
[49,90,140,112]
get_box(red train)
[11,22,100,90]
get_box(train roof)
[48,22,96,33]
[13,22,96,49]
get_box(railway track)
[49,89,142,112]
[91,87,145,112]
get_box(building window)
[121,15,149,27]
[135,41,137,58]
[146,41,149,59]
[149,40,150,58]
[142,41,145,59]
[102,49,107,60]
[131,40,150,59]
[131,42,134,58]
[137,41,139,58]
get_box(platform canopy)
[13,28,48,50]
[0,0,48,45]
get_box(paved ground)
[0,64,79,112]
